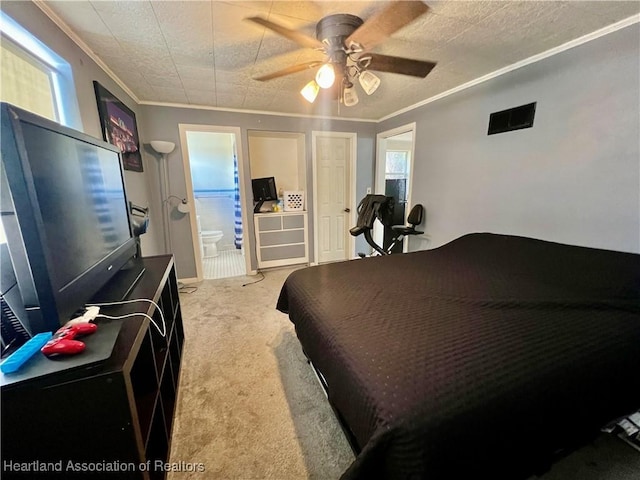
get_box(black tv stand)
[92,257,146,303]
[254,200,265,213]
[1,256,184,480]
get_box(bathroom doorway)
[179,124,251,280]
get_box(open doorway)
[179,124,251,280]
[374,123,416,253]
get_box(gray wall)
[141,105,377,278]
[1,1,161,255]
[378,24,640,254]
[10,0,637,277]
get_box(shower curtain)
[233,153,243,249]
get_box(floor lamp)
[150,140,175,255]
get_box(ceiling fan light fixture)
[315,63,336,89]
[342,83,359,107]
[301,80,320,103]
[247,6,435,109]
[359,70,381,95]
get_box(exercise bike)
[349,194,424,256]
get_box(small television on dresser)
[251,176,277,213]
[0,102,140,335]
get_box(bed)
[276,233,640,479]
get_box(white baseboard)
[178,276,200,284]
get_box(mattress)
[276,233,640,479]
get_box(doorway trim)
[311,131,357,264]
[375,122,417,252]
[178,123,252,282]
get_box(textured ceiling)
[40,1,640,121]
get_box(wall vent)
[488,102,536,135]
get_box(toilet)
[197,216,223,258]
[201,230,223,258]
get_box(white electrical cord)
[95,313,165,338]
[87,299,167,338]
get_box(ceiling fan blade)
[254,61,323,81]
[346,1,430,50]
[246,16,323,49]
[365,53,436,78]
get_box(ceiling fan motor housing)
[316,14,363,51]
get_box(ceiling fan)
[245,1,437,107]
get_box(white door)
[313,132,356,264]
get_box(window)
[385,150,409,180]
[0,11,81,129]
[1,38,57,121]
[0,12,82,246]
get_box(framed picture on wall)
[93,81,143,172]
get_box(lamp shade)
[343,84,359,106]
[301,80,320,103]
[359,70,381,95]
[177,199,190,214]
[150,140,175,154]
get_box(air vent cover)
[488,102,536,135]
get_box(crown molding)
[138,100,377,123]
[33,1,638,125]
[378,14,640,123]
[33,0,140,104]
[32,0,374,123]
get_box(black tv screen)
[21,123,132,289]
[0,103,137,334]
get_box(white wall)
[187,131,235,191]
[186,131,237,250]
[378,24,640,254]
[248,131,305,192]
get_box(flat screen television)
[251,176,277,213]
[0,103,139,335]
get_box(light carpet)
[169,268,639,480]
[168,268,353,479]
